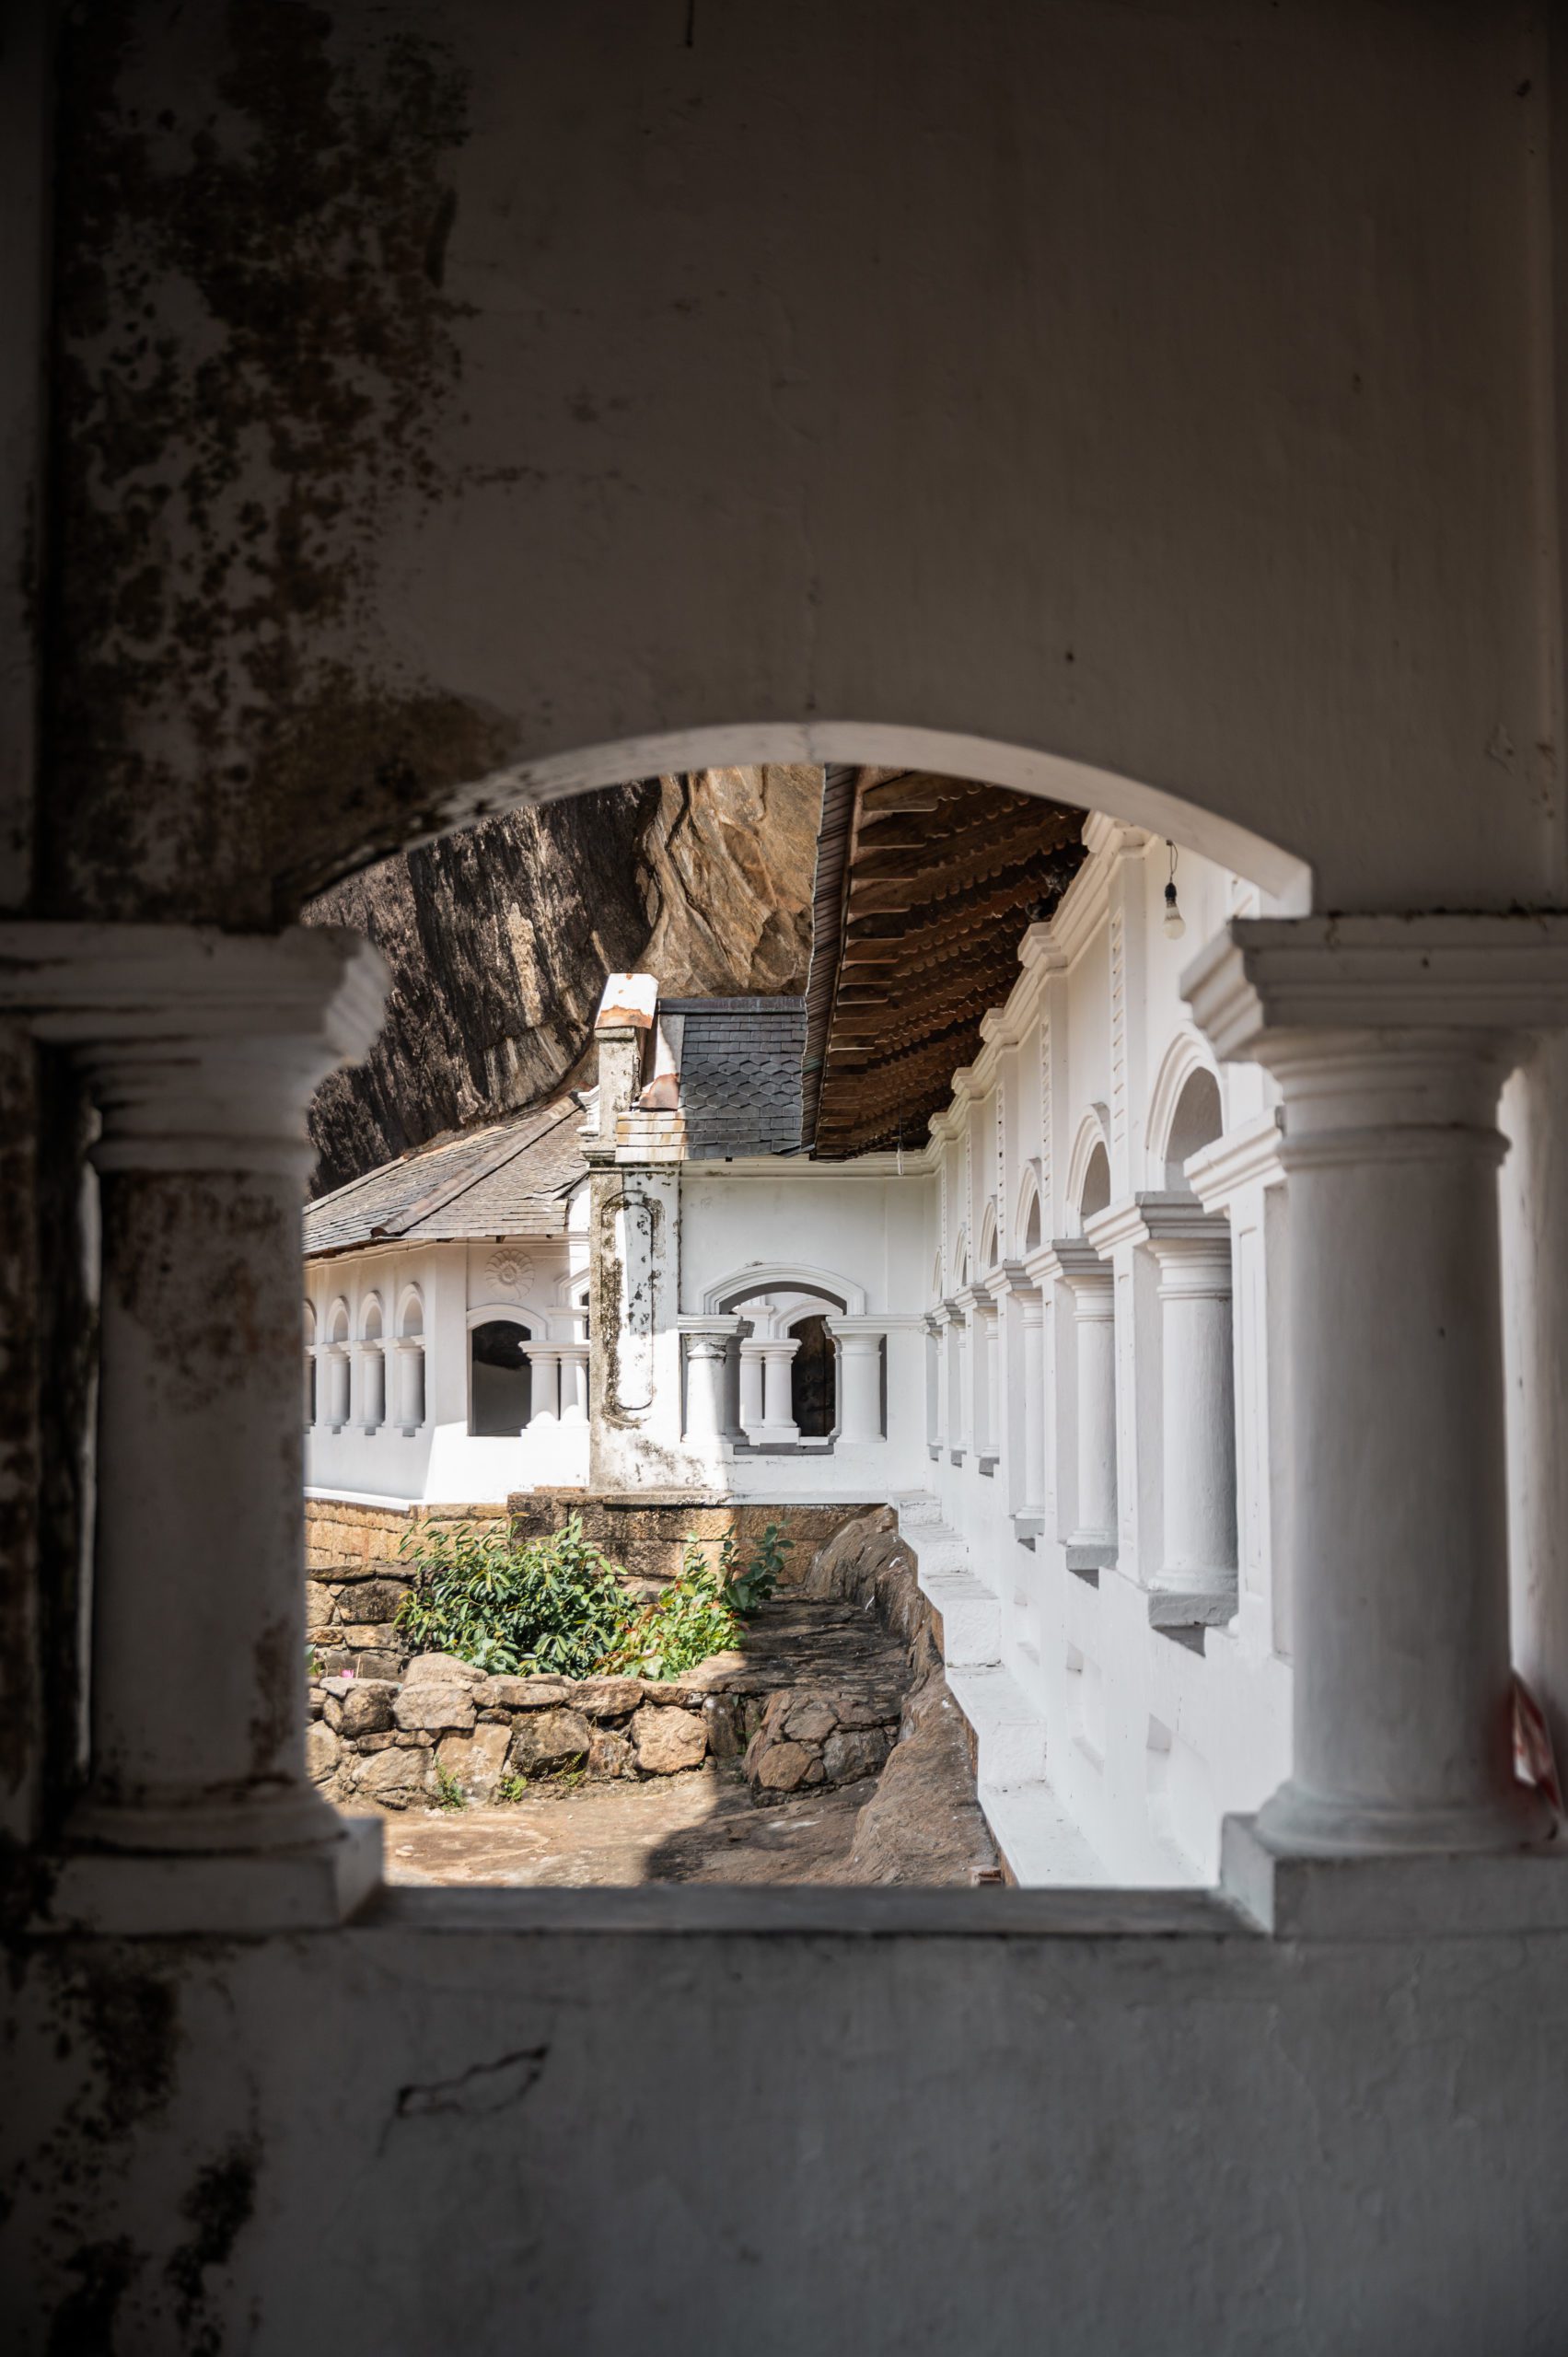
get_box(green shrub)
[396,1515,635,1679]
[725,1521,792,1615]
[600,1540,741,1681]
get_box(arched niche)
[397,1285,424,1340]
[360,1294,384,1343]
[1065,1109,1113,1233]
[327,1297,350,1347]
[979,1202,1000,1271]
[468,1313,534,1437]
[1015,1165,1044,1257]
[1146,1032,1225,1192]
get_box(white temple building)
[305,783,1302,1887]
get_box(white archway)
[1065,1107,1113,1232]
[703,1262,867,1317]
[1144,1029,1224,1191]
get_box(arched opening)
[470,1318,533,1436]
[1164,1067,1224,1190]
[1024,1190,1042,1253]
[789,1313,837,1437]
[1080,1142,1111,1221]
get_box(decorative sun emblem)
[486,1248,525,1293]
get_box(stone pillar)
[760,1339,801,1443]
[683,1332,729,1442]
[556,1341,590,1425]
[391,1336,425,1433]
[323,1342,350,1432]
[0,922,389,1929]
[304,1343,319,1429]
[1186,914,1568,1862]
[526,1345,561,1428]
[738,1340,766,1436]
[1145,1213,1237,1620]
[1054,1242,1117,1570]
[830,1323,885,1444]
[358,1341,386,1433]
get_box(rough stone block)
[476,1674,574,1711]
[702,1696,743,1759]
[404,1654,484,1686]
[394,1686,476,1736]
[572,1676,647,1720]
[353,1746,435,1809]
[347,1579,409,1623]
[338,1624,388,1649]
[631,1705,709,1774]
[351,1650,404,1681]
[784,1696,840,1744]
[588,1727,633,1779]
[436,1723,512,1802]
[822,1726,889,1785]
[508,1708,592,1777]
[305,1722,340,1785]
[340,1680,398,1739]
[304,1582,336,1630]
[751,1737,813,1794]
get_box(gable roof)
[304,1097,587,1258]
[658,996,807,1158]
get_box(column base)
[1255,1773,1554,1860]
[41,1812,383,1935]
[1222,1811,1568,1939]
[1146,1568,1238,1629]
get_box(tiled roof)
[305,1098,587,1256]
[661,997,806,1158]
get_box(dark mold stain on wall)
[43,0,504,925]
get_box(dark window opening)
[790,1313,837,1437]
[470,1318,532,1435]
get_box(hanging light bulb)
[1163,842,1187,940]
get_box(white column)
[931,1309,950,1451]
[1146,1215,1237,1619]
[359,1341,386,1432]
[978,1302,1000,1460]
[0,922,389,1929]
[760,1339,801,1443]
[683,1333,729,1442]
[556,1341,589,1424]
[1186,913,1568,1861]
[526,1345,561,1428]
[738,1340,766,1437]
[1019,1290,1046,1515]
[304,1344,319,1429]
[1056,1244,1117,1568]
[832,1327,885,1444]
[391,1337,425,1432]
[323,1344,350,1432]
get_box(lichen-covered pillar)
[0,923,389,1930]
[1187,914,1568,1861]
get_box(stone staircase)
[889,1492,1108,1887]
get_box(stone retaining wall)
[304,1499,508,1679]
[507,1490,874,1591]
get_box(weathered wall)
[7,1910,1568,2354]
[32,1,1567,923]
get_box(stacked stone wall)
[508,1489,873,1591]
[304,1498,508,1678]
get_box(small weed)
[433,1763,468,1811]
[496,1773,529,1803]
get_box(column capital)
[981,1257,1036,1303]
[1183,912,1568,1063]
[1037,1237,1111,1300]
[0,921,388,1174]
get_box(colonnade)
[4,908,1564,1932]
[681,1317,887,1447]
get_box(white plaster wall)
[306,1237,588,1504]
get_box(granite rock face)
[305,766,820,1190]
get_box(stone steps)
[892,1492,1110,1889]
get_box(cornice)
[1183,913,1568,1062]
[1086,1190,1227,1255]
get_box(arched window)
[470,1319,532,1436]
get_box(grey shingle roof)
[661,997,806,1159]
[305,1098,587,1256]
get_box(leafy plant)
[433,1762,467,1811]
[725,1520,792,1616]
[600,1540,741,1681]
[496,1773,529,1804]
[396,1515,635,1679]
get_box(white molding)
[701,1261,868,1316]
[1144,1026,1223,1183]
[1186,1110,1285,1211]
[1183,913,1568,1060]
[1064,1104,1112,1225]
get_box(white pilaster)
[828,1318,885,1445]
[556,1341,590,1425]
[1048,1241,1117,1571]
[525,1344,561,1428]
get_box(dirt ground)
[371,1761,880,1887]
